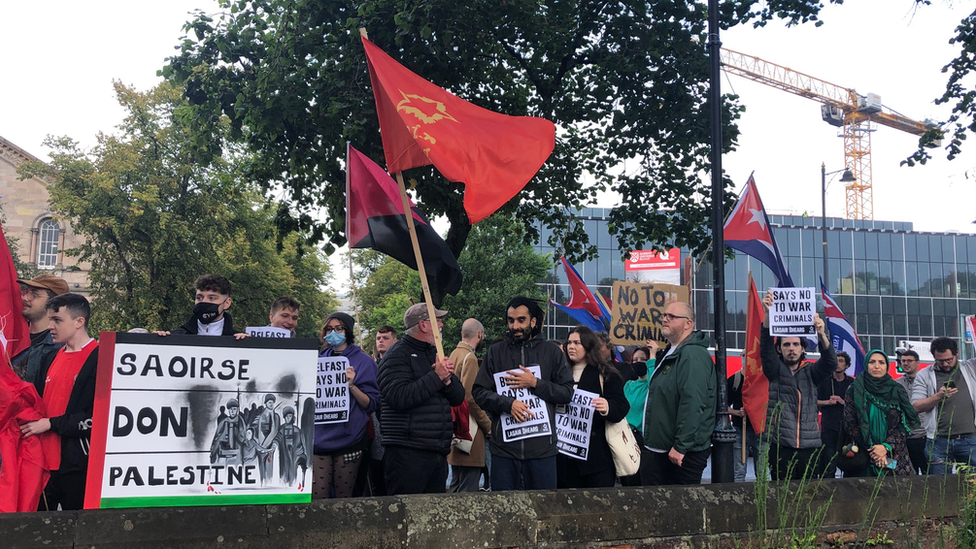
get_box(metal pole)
[821,163,829,292]
[708,0,735,484]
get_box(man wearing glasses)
[760,289,836,481]
[894,350,928,474]
[641,301,716,485]
[911,337,976,474]
[12,274,69,383]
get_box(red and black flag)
[346,144,463,295]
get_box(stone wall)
[1,475,965,549]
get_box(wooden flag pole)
[394,172,446,360]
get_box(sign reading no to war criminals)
[769,287,817,338]
[84,333,318,509]
[610,281,690,346]
[315,356,350,424]
[493,365,551,443]
[556,389,597,460]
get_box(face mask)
[194,302,221,324]
[632,361,648,378]
[324,331,345,347]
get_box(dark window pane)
[929,235,942,264]
[864,233,879,260]
[890,234,904,261]
[879,233,892,261]
[905,234,917,263]
[840,232,854,259]
[828,230,841,258]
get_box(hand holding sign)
[432,358,454,384]
[510,399,535,423]
[592,396,609,415]
[346,366,356,385]
[503,366,539,389]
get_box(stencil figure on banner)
[640,302,716,486]
[911,337,976,475]
[19,294,98,511]
[760,289,837,482]
[153,274,248,339]
[377,303,464,495]
[246,296,300,338]
[447,318,491,493]
[13,274,69,384]
[311,312,379,499]
[473,297,573,491]
[619,341,660,487]
[555,326,629,489]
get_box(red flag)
[0,223,29,359]
[361,36,556,224]
[346,144,463,295]
[741,275,768,434]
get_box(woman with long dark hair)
[556,325,630,488]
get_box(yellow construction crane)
[720,48,939,220]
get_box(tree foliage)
[18,82,337,336]
[161,0,839,266]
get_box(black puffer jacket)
[377,335,465,455]
[473,334,574,460]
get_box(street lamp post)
[821,163,855,293]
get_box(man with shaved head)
[641,301,717,485]
[448,318,490,491]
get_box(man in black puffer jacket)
[377,303,464,495]
[473,297,573,491]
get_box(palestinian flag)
[346,144,462,295]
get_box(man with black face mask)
[154,274,245,338]
[473,297,573,491]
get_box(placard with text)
[768,287,816,337]
[85,333,318,509]
[555,389,597,460]
[610,281,690,346]
[493,365,551,443]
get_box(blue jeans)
[490,454,557,491]
[927,434,976,475]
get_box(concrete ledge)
[0,475,964,549]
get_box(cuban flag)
[551,257,611,333]
[821,278,865,376]
[724,175,795,288]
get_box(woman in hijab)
[842,349,920,476]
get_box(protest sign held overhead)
[85,333,318,509]
[556,389,597,460]
[610,281,689,346]
[493,365,550,443]
[769,287,816,337]
[315,356,350,424]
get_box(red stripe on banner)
[84,331,117,509]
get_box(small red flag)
[361,36,556,224]
[0,222,29,359]
[741,275,768,434]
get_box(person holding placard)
[312,312,379,498]
[556,326,629,488]
[641,302,716,486]
[760,289,837,481]
[153,274,247,339]
[473,297,574,491]
[378,304,464,495]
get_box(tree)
[18,82,336,336]
[161,0,837,278]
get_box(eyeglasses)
[933,357,956,366]
[662,313,689,321]
[21,288,48,300]
[322,325,345,334]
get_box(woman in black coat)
[556,326,630,488]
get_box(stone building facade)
[0,135,89,293]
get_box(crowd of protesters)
[6,271,974,512]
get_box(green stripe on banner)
[100,493,310,509]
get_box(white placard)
[769,287,816,337]
[493,365,551,443]
[245,326,292,338]
[315,356,350,424]
[556,388,598,460]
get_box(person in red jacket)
[19,293,98,511]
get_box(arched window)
[37,218,60,268]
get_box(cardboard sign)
[85,333,318,509]
[555,389,597,460]
[245,326,292,338]
[493,365,551,442]
[769,287,816,337]
[610,281,690,346]
[315,356,350,424]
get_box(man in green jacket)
[642,302,716,485]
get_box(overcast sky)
[2,1,974,293]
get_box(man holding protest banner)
[377,303,464,494]
[641,302,716,485]
[473,297,574,491]
[761,289,836,481]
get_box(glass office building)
[537,208,976,355]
